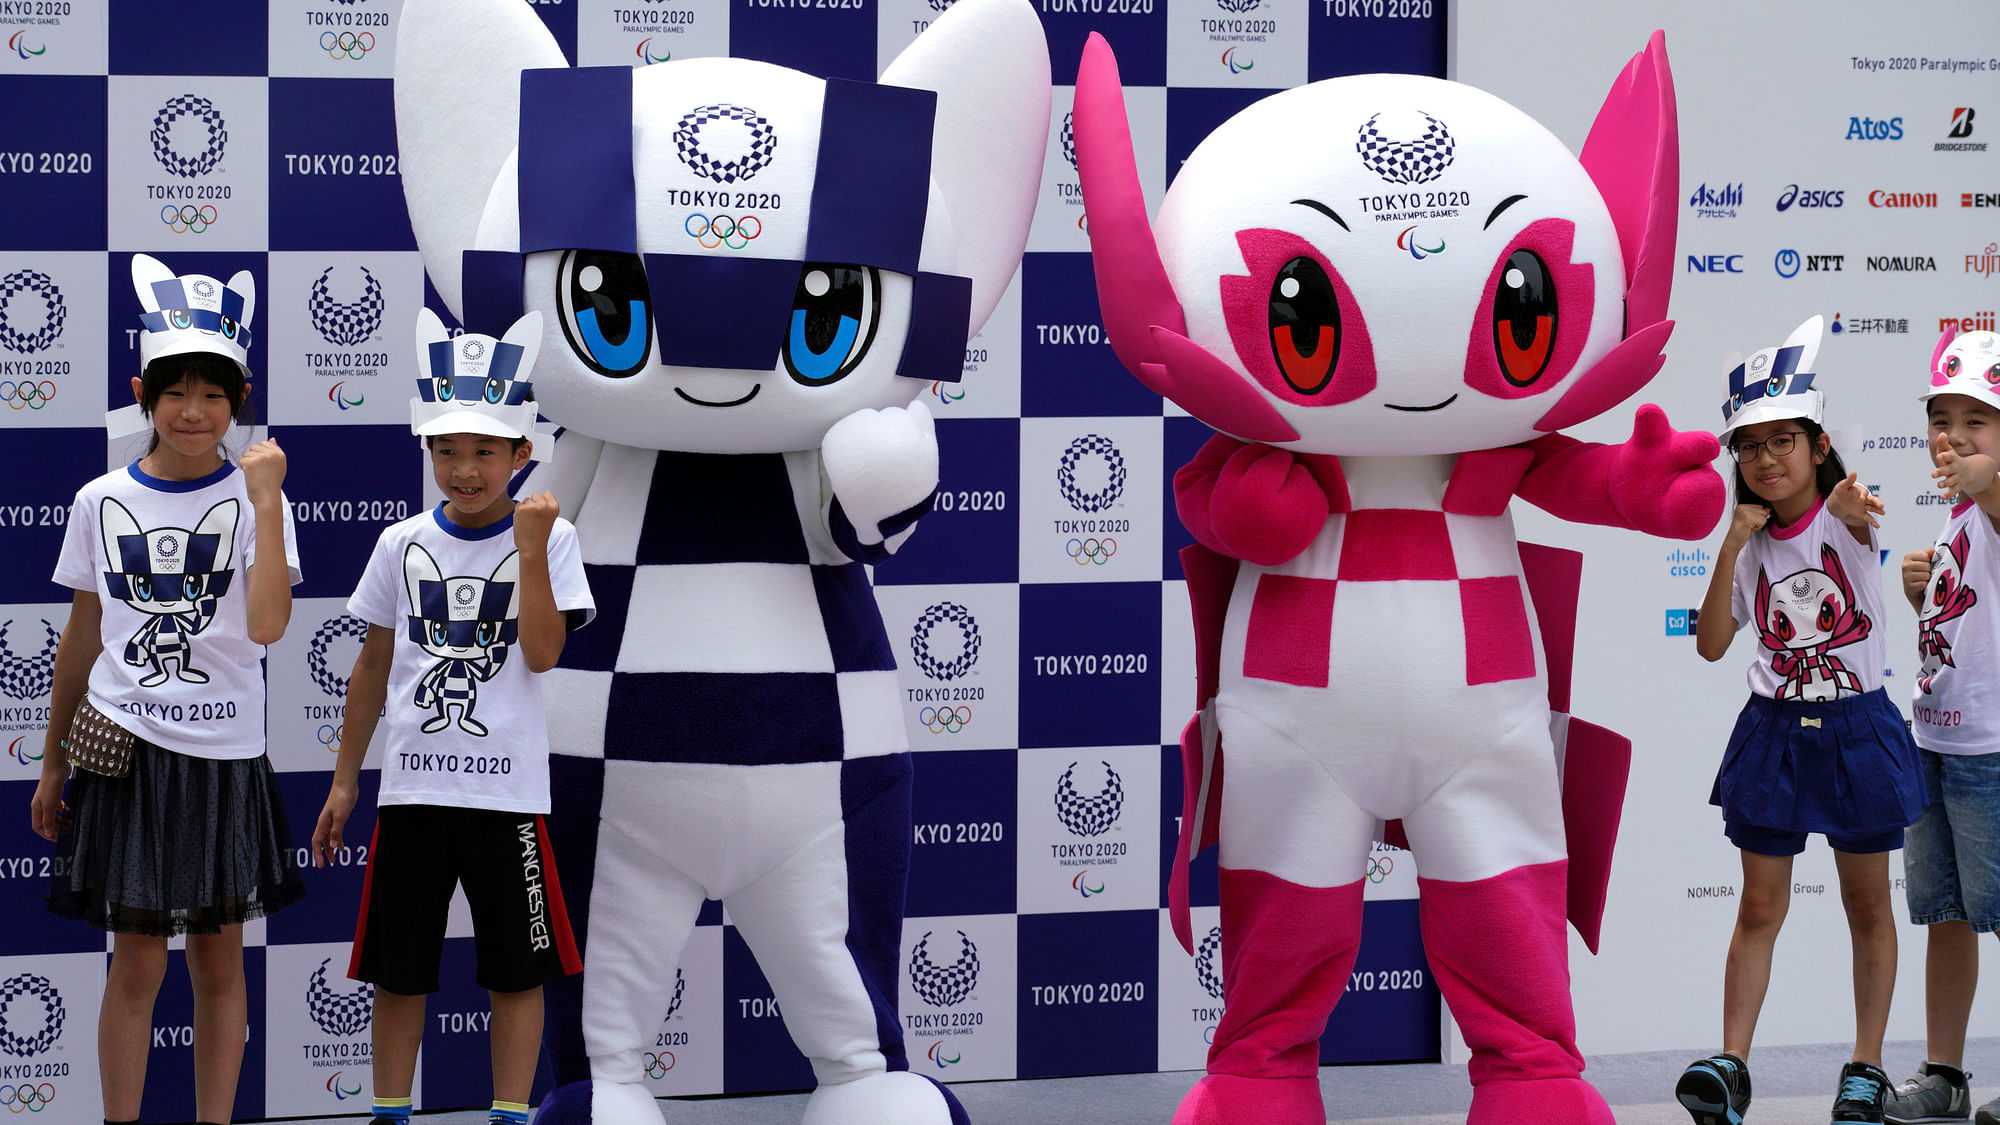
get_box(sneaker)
[1975,1092,2000,1125]
[1835,1061,1893,1123]
[1885,1062,1972,1123]
[1678,1053,1753,1125]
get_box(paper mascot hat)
[393,0,1049,454]
[1921,328,2000,403]
[131,253,256,376]
[1072,32,1679,456]
[1719,315,1825,437]
[410,308,543,440]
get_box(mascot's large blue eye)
[476,621,499,647]
[168,309,194,330]
[557,250,652,379]
[131,575,153,601]
[430,621,449,647]
[782,264,880,387]
[483,377,506,404]
[182,573,205,600]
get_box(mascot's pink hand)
[1205,443,1330,566]
[1610,404,1726,539]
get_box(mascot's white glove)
[820,399,941,547]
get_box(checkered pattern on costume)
[908,930,979,1008]
[0,271,65,355]
[672,104,780,184]
[307,266,385,347]
[1353,110,1455,186]
[1053,759,1125,837]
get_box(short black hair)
[423,433,528,453]
[138,353,251,456]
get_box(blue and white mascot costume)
[392,3,1049,1124]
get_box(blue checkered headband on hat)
[130,253,255,375]
[1719,316,1826,437]
[410,308,543,439]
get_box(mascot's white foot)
[532,1079,663,1125]
[800,1070,967,1125]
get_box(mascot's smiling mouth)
[674,385,761,408]
[1384,394,1457,412]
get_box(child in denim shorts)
[1884,330,2000,1125]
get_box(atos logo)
[1845,115,1904,141]
[308,266,386,347]
[150,95,229,178]
[909,930,980,1008]
[908,603,980,681]
[1687,182,1742,218]
[0,621,58,700]
[1664,608,1702,637]
[307,615,370,697]
[1775,184,1844,212]
[0,272,66,355]
[672,104,777,184]
[306,959,374,1037]
[1685,254,1744,274]
[1195,925,1224,1001]
[1355,110,1454,186]
[1057,435,1126,512]
[1054,760,1124,837]
[0,975,65,1058]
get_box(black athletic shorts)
[348,804,581,995]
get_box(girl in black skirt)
[29,255,304,1125]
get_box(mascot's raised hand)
[1076,29,1722,1125]
[394,2,1048,1124]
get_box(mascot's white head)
[395,0,1049,454]
[1075,33,1679,457]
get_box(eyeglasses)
[1728,430,1808,463]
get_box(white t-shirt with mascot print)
[1728,497,1886,702]
[349,504,594,813]
[1911,499,2000,755]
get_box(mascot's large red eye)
[1935,573,1952,607]
[1985,363,2000,385]
[1944,355,1962,377]
[1771,610,1794,642]
[1816,598,1837,632]
[1493,249,1556,386]
[1268,257,1341,394]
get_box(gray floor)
[278,1037,1999,1125]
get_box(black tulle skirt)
[47,738,305,935]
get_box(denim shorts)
[1903,749,2000,933]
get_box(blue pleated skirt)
[1710,688,1926,837]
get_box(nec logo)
[1665,608,1702,636]
[1686,254,1744,274]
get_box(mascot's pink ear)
[1074,33,1187,382]
[1932,328,1956,385]
[1578,30,1677,337]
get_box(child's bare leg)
[372,990,429,1099]
[102,934,169,1120]
[187,925,248,1123]
[1832,848,1896,1065]
[489,986,544,1106]
[1722,850,1793,1058]
[1923,920,1980,1066]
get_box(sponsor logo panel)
[1018,418,1163,585]
[1017,746,1161,914]
[0,254,104,429]
[1166,0,1309,90]
[263,942,384,1118]
[268,0,399,79]
[878,584,1020,752]
[267,252,426,426]
[107,76,270,252]
[898,914,1018,1081]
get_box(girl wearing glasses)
[1675,316,1924,1125]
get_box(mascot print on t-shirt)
[1075,30,1722,1125]
[102,496,237,686]
[393,2,1049,1125]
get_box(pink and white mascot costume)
[1074,32,1724,1125]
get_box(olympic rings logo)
[0,382,55,410]
[316,724,340,752]
[919,706,970,734]
[643,1051,674,1078]
[1365,855,1394,884]
[160,204,218,234]
[1066,537,1116,565]
[320,31,376,59]
[0,1085,53,1112]
[683,213,762,250]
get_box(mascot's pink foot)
[1467,1076,1615,1125]
[1172,1073,1322,1125]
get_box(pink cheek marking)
[1220,228,1377,408]
[1463,218,1596,401]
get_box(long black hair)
[1730,417,1847,516]
[138,353,251,456]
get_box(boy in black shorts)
[312,310,594,1125]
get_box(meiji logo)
[1057,435,1126,513]
[0,975,65,1057]
[307,615,369,697]
[1845,115,1903,141]
[1687,182,1742,217]
[1939,311,1996,335]
[909,930,980,1008]
[1775,184,1843,212]
[151,95,229,178]
[1664,608,1701,637]
[0,271,66,355]
[1195,925,1224,1001]
[308,267,386,348]
[673,104,778,184]
[1054,760,1124,837]
[0,620,59,700]
[1355,110,1454,186]
[908,602,980,681]
[306,959,374,1037]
